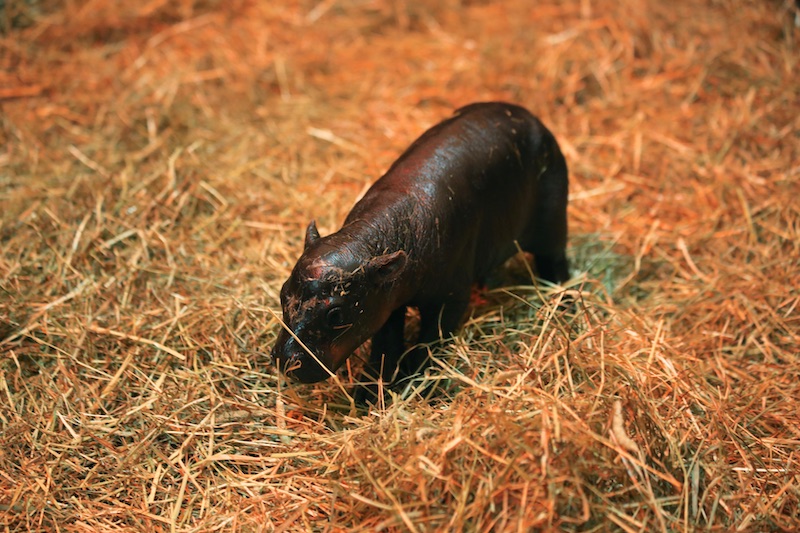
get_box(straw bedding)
[1,0,798,530]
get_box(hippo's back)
[343,103,564,299]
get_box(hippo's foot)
[351,367,443,409]
[352,380,389,408]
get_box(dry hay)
[1,0,799,531]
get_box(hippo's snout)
[272,333,332,384]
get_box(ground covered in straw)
[1,0,799,531]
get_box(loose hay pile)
[1,0,799,530]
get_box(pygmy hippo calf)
[272,102,569,404]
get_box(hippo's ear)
[304,220,321,250]
[366,250,407,284]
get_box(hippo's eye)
[326,307,345,328]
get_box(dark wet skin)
[272,102,570,405]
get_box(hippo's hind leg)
[533,251,570,285]
[523,139,570,284]
[353,305,406,405]
[520,213,569,284]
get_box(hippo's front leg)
[395,295,471,393]
[353,305,407,405]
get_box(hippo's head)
[272,221,407,383]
